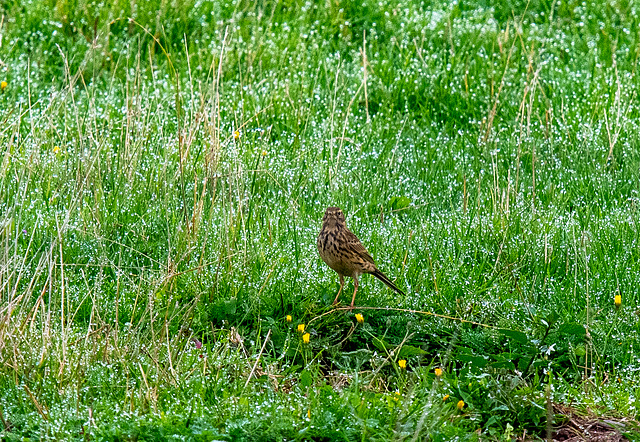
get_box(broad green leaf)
[557,323,587,337]
[458,354,489,367]
[390,196,411,211]
[398,344,427,358]
[499,329,529,345]
[300,370,313,388]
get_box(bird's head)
[322,206,346,228]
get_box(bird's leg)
[333,275,345,305]
[349,275,359,309]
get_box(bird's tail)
[371,269,405,296]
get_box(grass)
[1,0,640,439]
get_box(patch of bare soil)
[551,404,637,442]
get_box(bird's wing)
[344,229,375,264]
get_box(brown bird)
[317,206,405,308]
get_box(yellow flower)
[302,333,310,344]
[615,294,622,309]
[261,150,267,156]
[443,394,449,401]
[297,324,305,333]
[457,400,465,410]
[53,146,61,154]
[307,409,311,418]
[393,391,400,401]
[355,313,364,324]
[286,315,292,323]
[398,359,407,369]
[0,81,7,91]
[233,130,240,140]
[435,367,443,377]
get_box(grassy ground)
[1,0,640,440]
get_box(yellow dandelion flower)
[393,391,400,401]
[261,150,267,156]
[302,333,310,344]
[435,367,443,377]
[398,359,407,369]
[297,324,305,333]
[615,294,622,309]
[286,315,292,323]
[457,400,465,410]
[0,81,7,91]
[307,409,311,418]
[233,130,240,140]
[355,313,364,324]
[443,394,450,401]
[53,146,61,154]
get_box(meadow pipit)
[317,207,405,308]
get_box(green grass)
[1,0,640,439]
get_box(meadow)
[1,0,640,440]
